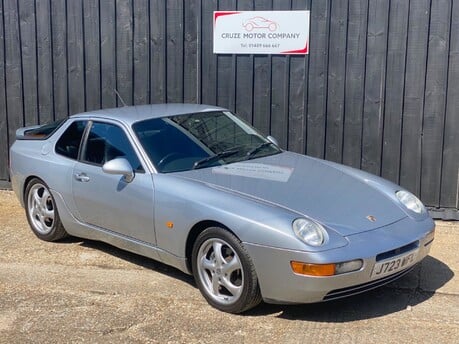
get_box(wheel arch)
[185,220,238,273]
[23,175,42,203]
[22,175,68,241]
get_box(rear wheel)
[192,227,262,313]
[244,23,254,31]
[25,178,68,241]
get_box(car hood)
[174,152,408,236]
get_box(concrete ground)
[0,189,457,344]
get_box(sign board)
[213,11,310,55]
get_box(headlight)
[396,190,425,214]
[292,218,327,246]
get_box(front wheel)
[25,178,68,241]
[192,227,262,313]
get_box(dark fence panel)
[51,0,69,120]
[0,1,7,185]
[84,0,102,111]
[440,1,459,217]
[0,0,458,217]
[381,0,409,186]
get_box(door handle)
[74,172,90,182]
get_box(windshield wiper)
[246,141,276,160]
[192,149,240,169]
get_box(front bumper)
[244,216,435,304]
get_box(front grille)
[323,265,415,301]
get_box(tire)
[268,23,277,31]
[25,178,68,241]
[192,227,262,313]
[244,23,253,31]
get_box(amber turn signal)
[290,261,336,276]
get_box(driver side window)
[82,122,144,172]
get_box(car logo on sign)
[242,17,278,32]
[366,215,377,222]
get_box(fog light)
[290,261,336,276]
[335,259,363,274]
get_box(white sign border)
[213,10,310,55]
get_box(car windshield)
[132,111,281,173]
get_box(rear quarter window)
[55,121,88,160]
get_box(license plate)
[371,249,419,279]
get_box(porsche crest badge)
[366,215,377,222]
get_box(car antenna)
[114,89,128,107]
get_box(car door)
[71,120,156,245]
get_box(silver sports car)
[10,104,435,313]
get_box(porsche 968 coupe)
[9,104,435,313]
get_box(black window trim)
[54,119,89,161]
[78,119,146,174]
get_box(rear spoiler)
[15,125,44,140]
[15,118,66,140]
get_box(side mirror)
[267,135,279,147]
[102,157,134,183]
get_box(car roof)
[70,103,227,126]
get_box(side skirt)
[52,190,191,275]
